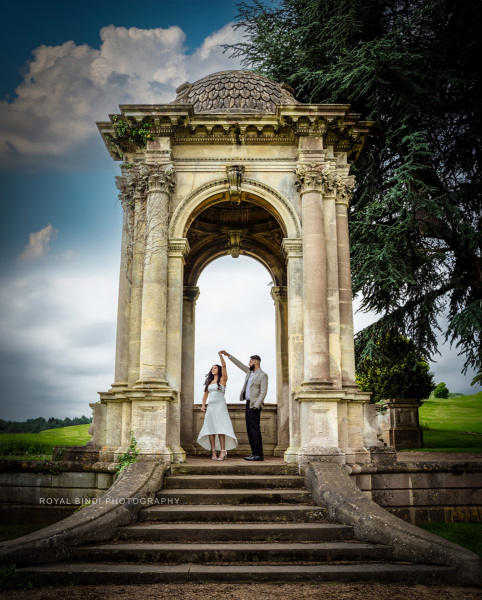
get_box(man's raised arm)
[220,350,249,373]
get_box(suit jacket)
[228,354,268,409]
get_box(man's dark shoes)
[244,455,264,461]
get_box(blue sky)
[0,0,476,422]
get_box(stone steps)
[170,463,299,476]
[163,474,305,489]
[139,504,328,522]
[72,541,393,563]
[116,522,352,542]
[21,563,456,585]
[17,461,456,585]
[156,488,312,505]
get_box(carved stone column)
[136,163,175,388]
[166,238,190,463]
[111,169,134,390]
[324,171,342,389]
[271,286,290,457]
[181,286,200,453]
[295,159,332,387]
[282,238,303,463]
[335,174,357,387]
[127,164,148,388]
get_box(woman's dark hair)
[204,364,223,392]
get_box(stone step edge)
[74,542,392,551]
[20,563,456,585]
[118,523,349,530]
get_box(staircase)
[23,460,454,584]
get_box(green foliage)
[433,382,450,399]
[115,432,139,474]
[0,415,91,434]
[356,334,435,403]
[0,424,92,460]
[417,523,482,557]
[0,564,38,591]
[110,116,154,152]
[229,0,482,375]
[419,392,482,434]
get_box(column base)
[169,445,186,463]
[342,447,371,464]
[109,381,128,391]
[297,446,346,468]
[134,378,171,389]
[284,446,301,463]
[274,444,289,458]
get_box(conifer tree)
[229,0,482,376]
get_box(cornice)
[97,103,373,162]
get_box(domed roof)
[173,70,300,114]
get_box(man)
[220,350,268,461]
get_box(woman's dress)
[197,383,238,451]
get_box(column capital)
[270,286,287,303]
[169,237,190,257]
[333,174,356,206]
[142,162,175,195]
[294,162,331,194]
[282,238,303,259]
[183,285,200,303]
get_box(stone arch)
[169,177,302,240]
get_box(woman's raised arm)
[218,351,228,385]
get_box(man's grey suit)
[228,354,268,456]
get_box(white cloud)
[0,266,118,420]
[0,23,244,168]
[19,224,58,261]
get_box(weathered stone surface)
[304,461,482,586]
[173,70,300,114]
[0,462,166,568]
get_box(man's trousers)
[245,402,263,456]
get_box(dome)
[172,70,300,114]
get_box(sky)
[0,0,477,422]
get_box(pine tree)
[229,0,482,375]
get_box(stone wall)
[352,462,482,524]
[192,404,277,455]
[0,461,115,525]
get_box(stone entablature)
[90,70,383,466]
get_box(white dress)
[197,383,238,451]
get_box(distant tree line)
[0,416,92,434]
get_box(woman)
[197,351,238,460]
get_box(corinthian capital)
[333,174,356,205]
[294,163,331,194]
[145,162,175,195]
[123,162,149,198]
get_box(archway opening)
[193,255,276,406]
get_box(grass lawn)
[417,522,482,557]
[0,424,91,459]
[401,391,482,452]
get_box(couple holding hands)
[197,350,268,461]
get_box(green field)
[414,391,482,452]
[0,424,91,459]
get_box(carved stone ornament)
[145,162,175,196]
[228,230,242,258]
[337,175,356,204]
[226,165,245,203]
[115,175,132,211]
[294,163,331,194]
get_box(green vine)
[115,432,139,475]
[111,115,154,149]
